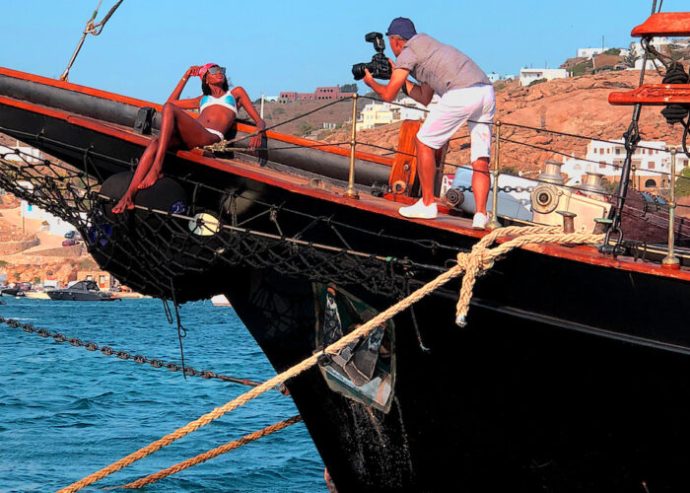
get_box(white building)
[356,97,427,130]
[0,143,74,237]
[577,47,609,59]
[628,37,689,59]
[487,72,516,83]
[21,201,74,237]
[519,68,568,87]
[397,96,427,121]
[0,143,41,165]
[18,183,74,237]
[561,139,690,192]
[632,58,659,71]
[356,102,395,130]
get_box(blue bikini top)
[199,90,237,114]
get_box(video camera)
[352,32,392,81]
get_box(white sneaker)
[399,199,438,219]
[472,212,488,230]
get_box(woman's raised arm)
[166,66,201,104]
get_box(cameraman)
[362,17,495,228]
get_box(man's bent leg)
[415,138,437,206]
[398,138,438,219]
[472,157,490,214]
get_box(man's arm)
[363,67,410,102]
[405,81,434,106]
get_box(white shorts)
[417,84,496,162]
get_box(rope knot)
[454,226,603,328]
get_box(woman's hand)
[249,120,266,151]
[186,66,202,78]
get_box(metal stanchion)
[662,146,680,269]
[488,120,502,229]
[345,94,360,200]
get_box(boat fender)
[134,107,156,135]
[188,212,221,236]
[99,171,188,219]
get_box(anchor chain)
[447,185,536,194]
[0,316,263,388]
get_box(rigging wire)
[59,1,124,81]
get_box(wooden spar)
[631,12,690,37]
[609,85,690,105]
[0,66,394,187]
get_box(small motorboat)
[0,286,24,297]
[47,280,117,301]
[24,290,51,300]
[210,294,231,307]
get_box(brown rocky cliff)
[324,71,687,177]
[0,205,94,287]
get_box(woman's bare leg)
[111,138,159,214]
[139,103,220,189]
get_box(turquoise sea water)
[0,297,326,492]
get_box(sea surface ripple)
[0,297,326,492]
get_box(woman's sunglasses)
[208,66,226,75]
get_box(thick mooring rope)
[120,415,302,489]
[57,226,603,492]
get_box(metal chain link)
[0,315,271,388]
[448,185,536,193]
[499,185,536,193]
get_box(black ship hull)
[2,67,690,492]
[227,268,690,492]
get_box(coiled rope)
[660,63,690,125]
[57,225,602,492]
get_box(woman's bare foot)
[138,164,163,190]
[112,193,135,214]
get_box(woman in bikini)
[112,63,265,213]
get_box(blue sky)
[0,1,685,102]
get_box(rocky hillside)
[0,204,96,286]
[323,71,688,177]
[247,98,369,138]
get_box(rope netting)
[0,146,451,302]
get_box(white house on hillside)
[561,139,690,192]
[356,97,427,130]
[356,102,395,131]
[519,68,568,87]
[397,97,427,121]
[577,47,609,59]
[21,197,74,237]
[0,143,75,237]
[633,59,658,71]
